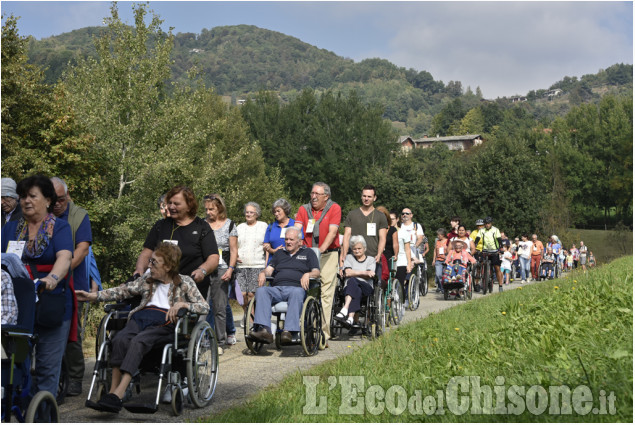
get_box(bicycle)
[479,251,498,294]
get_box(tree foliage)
[241,88,396,207]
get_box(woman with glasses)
[236,202,268,318]
[203,193,238,352]
[77,242,208,413]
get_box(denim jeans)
[435,260,445,286]
[519,256,531,280]
[32,319,71,396]
[254,285,305,332]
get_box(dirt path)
[58,278,533,422]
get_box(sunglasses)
[203,194,218,201]
[401,212,411,216]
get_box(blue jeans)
[435,260,445,286]
[32,319,71,396]
[254,286,305,332]
[519,257,530,281]
[206,303,235,336]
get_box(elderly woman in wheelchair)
[334,235,376,328]
[76,242,209,414]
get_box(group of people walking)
[1,174,596,410]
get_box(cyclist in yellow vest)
[474,217,504,292]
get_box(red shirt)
[295,203,341,249]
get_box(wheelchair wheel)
[25,390,59,423]
[419,265,428,297]
[407,273,420,311]
[300,296,321,356]
[318,305,327,350]
[186,321,218,408]
[390,280,404,325]
[443,289,449,300]
[466,273,473,300]
[171,386,184,416]
[373,286,385,338]
[244,297,264,354]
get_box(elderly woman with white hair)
[334,235,376,328]
[236,202,268,317]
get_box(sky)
[1,1,632,98]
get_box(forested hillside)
[26,23,632,136]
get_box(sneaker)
[67,380,82,397]
[226,334,237,345]
[499,286,503,292]
[218,346,224,356]
[161,386,172,404]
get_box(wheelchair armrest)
[104,302,130,313]
[308,278,320,291]
[177,307,189,318]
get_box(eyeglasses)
[245,211,257,215]
[310,192,326,196]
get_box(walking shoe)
[218,346,224,356]
[248,328,274,344]
[97,393,123,413]
[499,286,503,292]
[67,380,82,397]
[226,334,237,345]
[280,330,293,344]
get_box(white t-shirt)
[148,282,171,309]
[237,221,268,268]
[518,241,532,259]
[396,228,411,267]
[399,222,424,246]
[501,251,513,270]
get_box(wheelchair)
[538,261,555,281]
[441,260,473,301]
[330,274,385,340]
[1,274,59,422]
[85,300,218,416]
[244,278,325,356]
[381,258,405,326]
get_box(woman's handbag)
[35,286,66,328]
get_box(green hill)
[25,24,633,134]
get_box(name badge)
[163,239,179,246]
[439,247,444,255]
[280,227,287,238]
[367,223,376,237]
[306,219,316,234]
[7,241,26,258]
[218,249,226,266]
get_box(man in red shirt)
[295,182,341,345]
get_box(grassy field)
[206,257,633,422]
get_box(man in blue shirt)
[249,227,320,345]
[51,177,94,397]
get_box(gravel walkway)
[57,277,534,422]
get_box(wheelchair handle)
[177,307,189,318]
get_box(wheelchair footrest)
[123,402,158,414]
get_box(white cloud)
[347,2,633,97]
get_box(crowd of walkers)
[1,175,595,407]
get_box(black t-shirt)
[270,247,320,287]
[144,217,219,296]
[385,226,397,259]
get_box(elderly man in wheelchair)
[247,227,320,347]
[75,242,210,414]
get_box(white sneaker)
[218,346,224,356]
[161,386,172,403]
[227,334,237,345]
